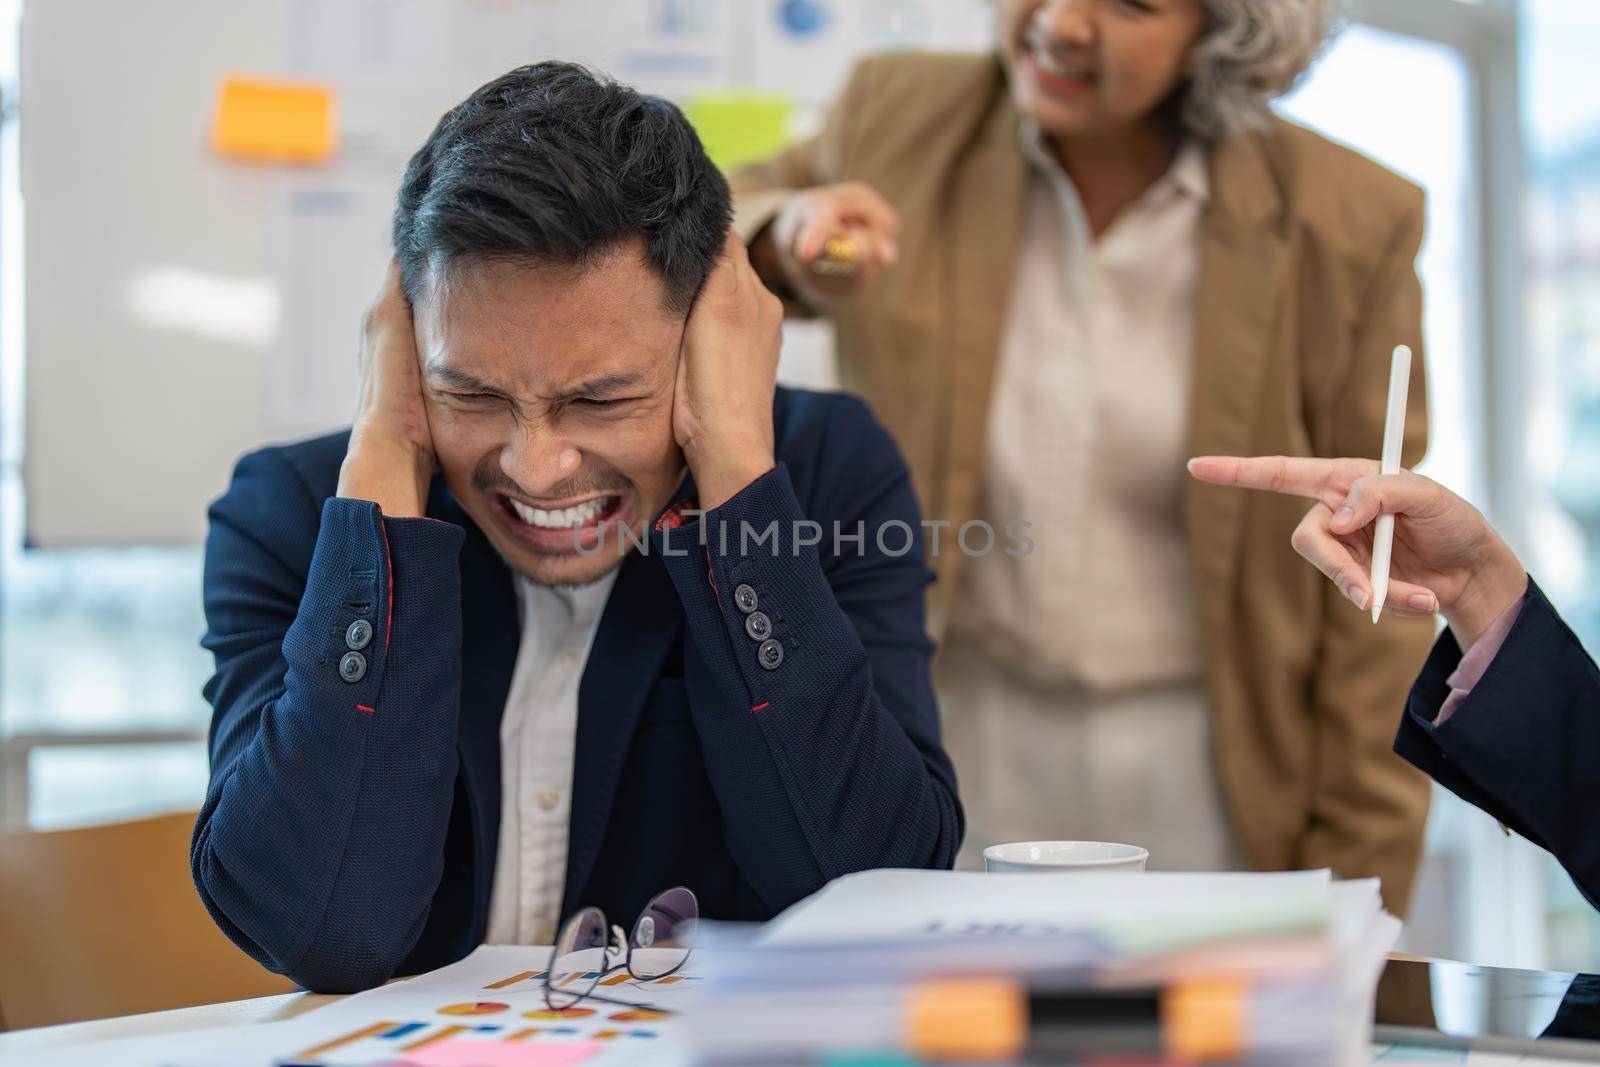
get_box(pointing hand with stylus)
[1186,453,1527,653]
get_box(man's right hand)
[1187,455,1529,650]
[759,182,900,305]
[337,261,437,518]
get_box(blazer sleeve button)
[757,639,784,670]
[339,651,368,683]
[745,611,772,641]
[345,618,373,650]
[734,584,760,614]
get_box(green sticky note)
[686,92,795,172]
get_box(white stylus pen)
[1369,345,1413,623]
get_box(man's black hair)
[393,61,732,315]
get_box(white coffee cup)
[983,840,1149,873]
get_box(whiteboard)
[21,0,988,545]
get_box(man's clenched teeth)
[507,496,613,529]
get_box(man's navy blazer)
[1396,580,1600,907]
[193,387,963,993]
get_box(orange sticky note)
[213,75,337,164]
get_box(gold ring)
[811,236,861,278]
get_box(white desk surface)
[0,989,335,1054]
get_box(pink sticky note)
[401,1042,603,1067]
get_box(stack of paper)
[689,869,1397,1066]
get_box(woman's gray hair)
[1184,0,1344,141]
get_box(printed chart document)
[178,946,702,1067]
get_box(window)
[0,0,209,827]
[1519,0,1600,971]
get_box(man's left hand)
[673,231,782,511]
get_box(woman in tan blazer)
[732,0,1435,914]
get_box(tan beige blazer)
[732,52,1436,914]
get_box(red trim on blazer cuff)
[654,496,699,532]
[355,704,376,715]
[749,701,769,714]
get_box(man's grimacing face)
[414,244,688,587]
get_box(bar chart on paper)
[198,947,707,1066]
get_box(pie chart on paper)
[436,1001,510,1016]
[523,1006,599,1020]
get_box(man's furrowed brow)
[427,364,507,395]
[553,371,647,402]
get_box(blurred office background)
[0,0,1596,971]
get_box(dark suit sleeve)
[653,400,962,911]
[192,447,467,992]
[1395,579,1600,907]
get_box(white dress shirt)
[485,570,617,946]
[941,125,1243,872]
